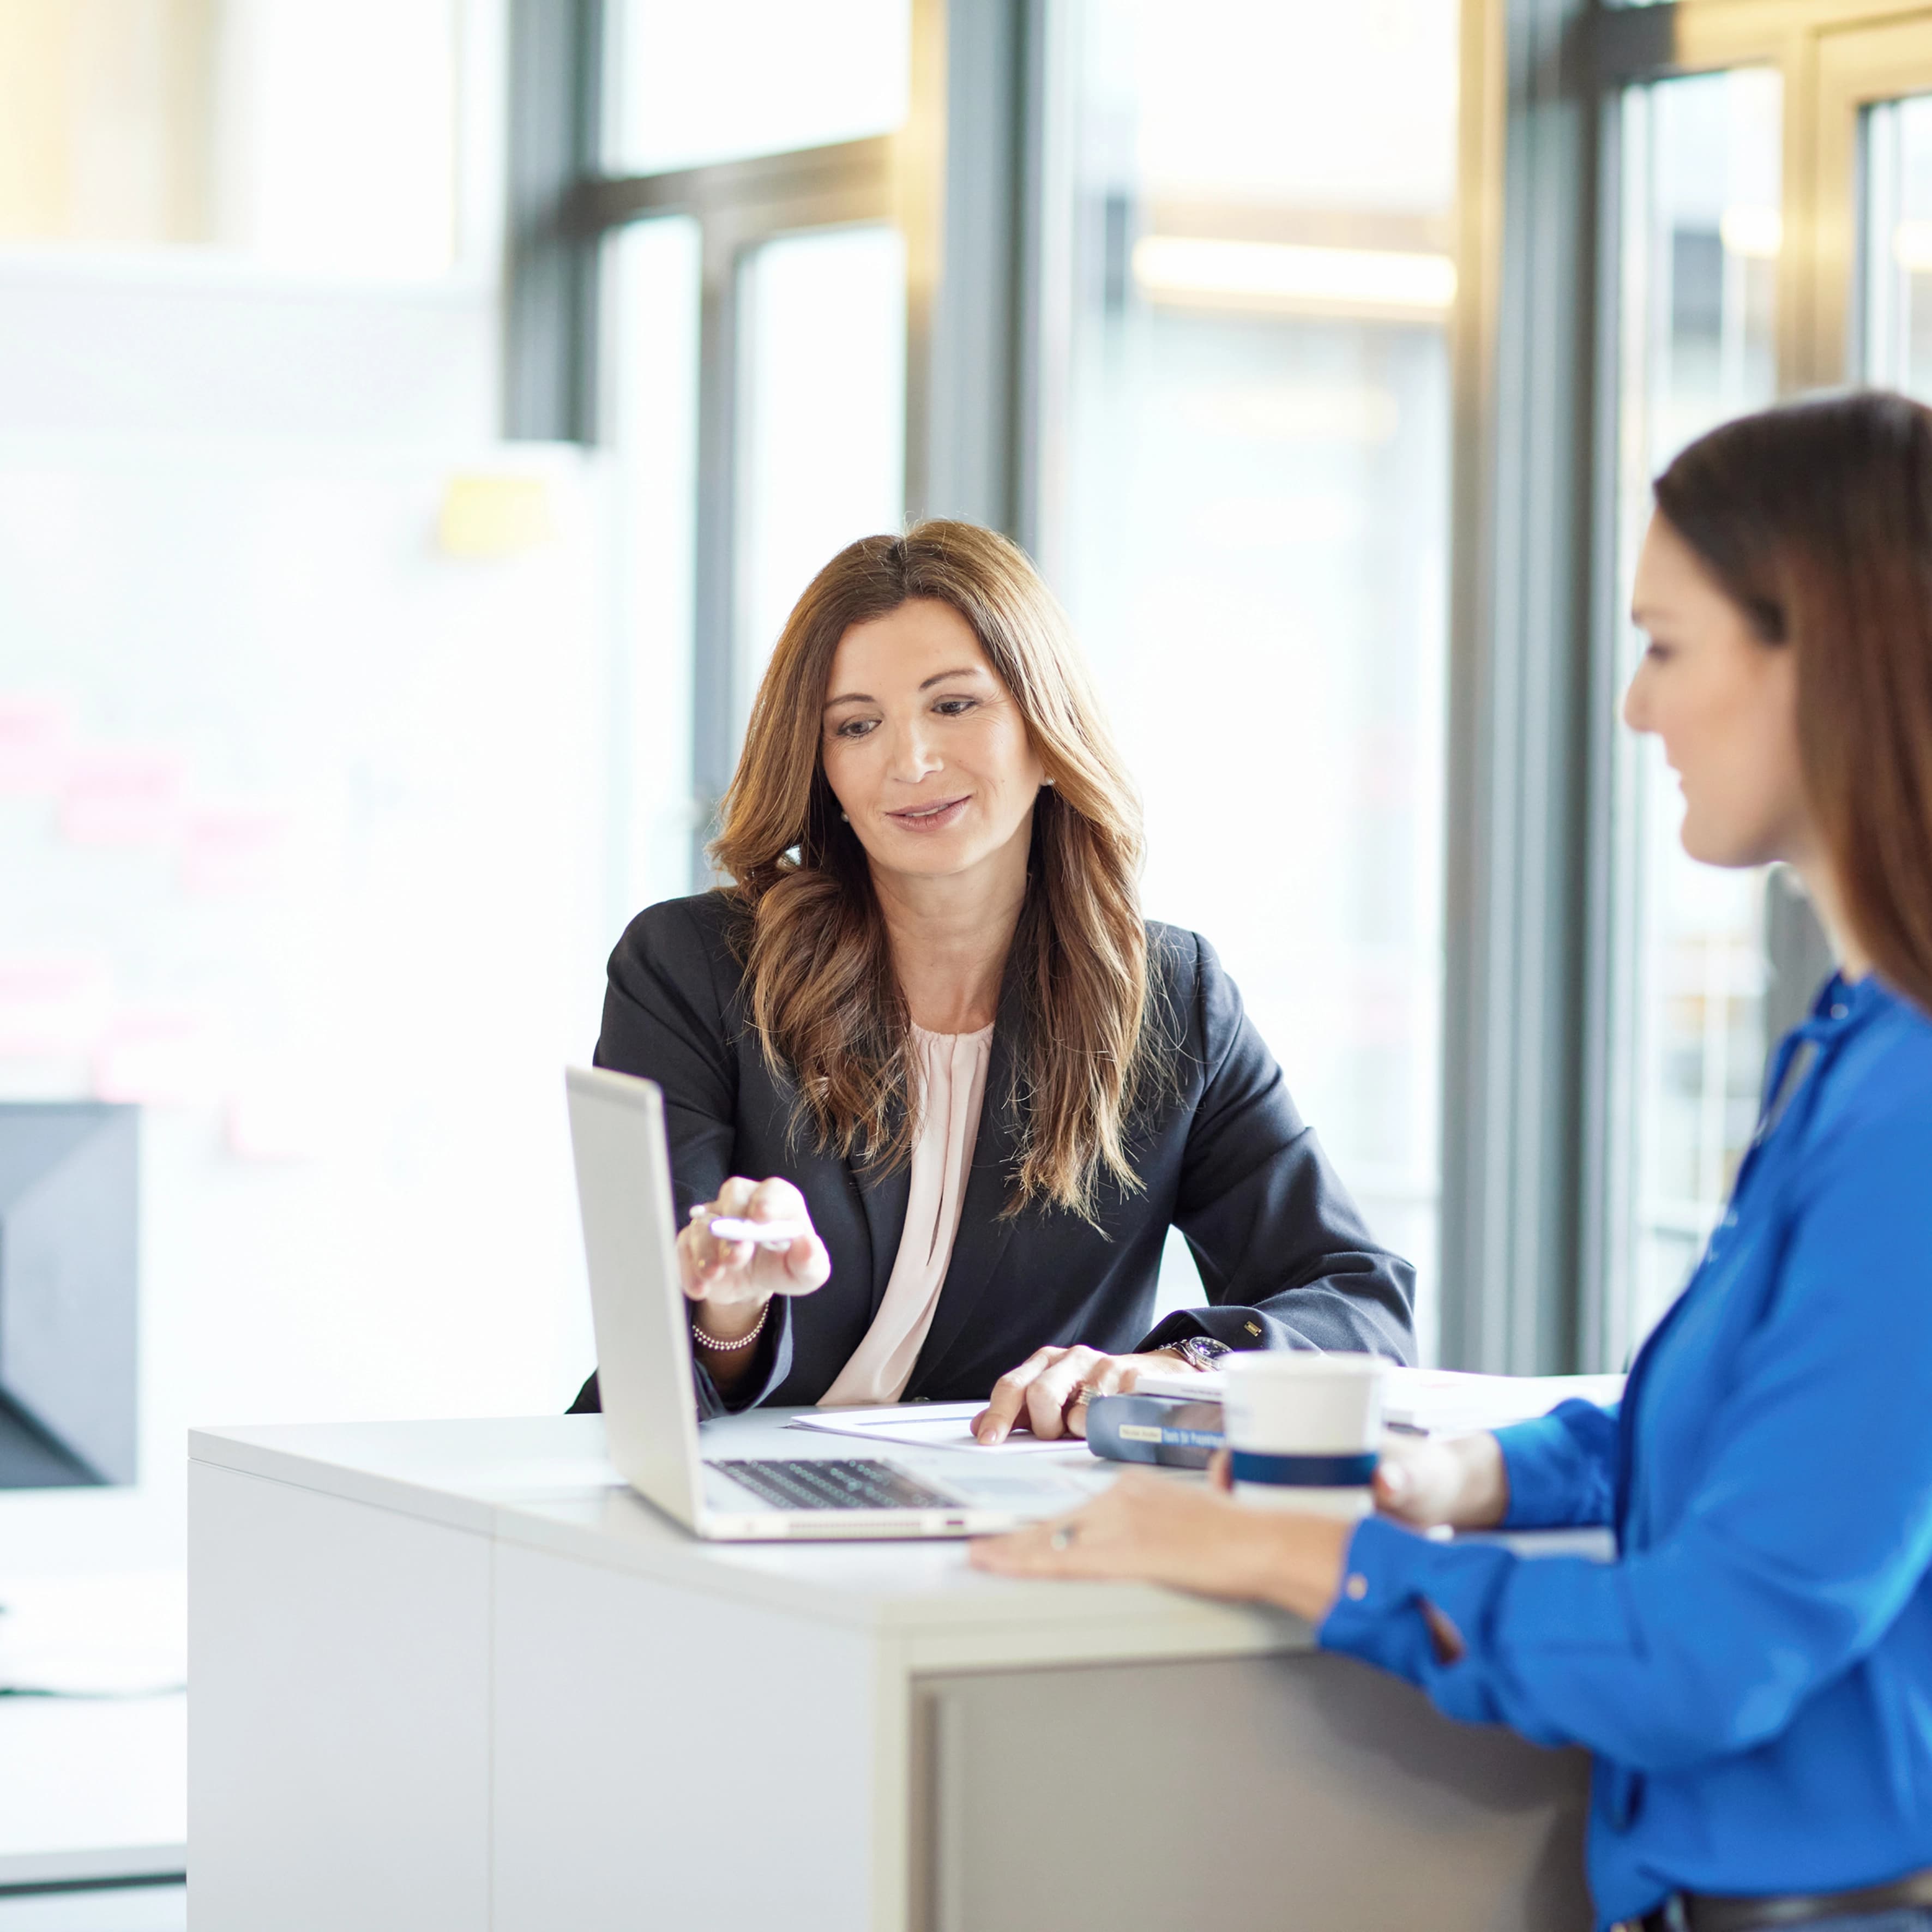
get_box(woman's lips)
[885,795,970,833]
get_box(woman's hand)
[677,1175,829,1356]
[968,1465,1354,1623]
[1372,1431,1509,1531]
[971,1344,1194,1445]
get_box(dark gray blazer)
[570,892,1414,1417]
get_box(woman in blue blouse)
[974,390,1932,1932]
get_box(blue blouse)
[1320,971,1932,1927]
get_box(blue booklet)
[1085,1394,1224,1469]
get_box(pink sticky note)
[60,748,185,847]
[180,809,287,897]
[0,695,76,797]
[0,955,115,1056]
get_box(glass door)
[1599,67,1784,1367]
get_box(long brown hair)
[1655,390,1932,1016]
[711,520,1171,1220]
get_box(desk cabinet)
[189,1415,1590,1931]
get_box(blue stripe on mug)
[1229,1449,1380,1488]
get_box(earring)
[1042,778,1055,788]
[839,810,849,822]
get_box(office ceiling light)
[1893,220,1932,274]
[1719,206,1782,259]
[1132,236,1455,317]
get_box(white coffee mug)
[1220,1352,1387,1519]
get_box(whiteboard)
[0,435,635,1570]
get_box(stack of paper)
[787,1401,1091,1456]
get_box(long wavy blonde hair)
[711,520,1171,1221]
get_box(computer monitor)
[0,1103,138,1488]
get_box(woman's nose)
[1622,663,1652,735]
[887,716,942,780]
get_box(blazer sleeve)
[1318,1100,1932,1771]
[567,898,796,1418]
[1137,932,1417,1363]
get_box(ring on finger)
[1067,1382,1102,1408]
[1050,1523,1078,1550]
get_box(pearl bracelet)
[690,1302,771,1354]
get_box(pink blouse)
[818,1021,995,1407]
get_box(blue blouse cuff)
[1489,1398,1621,1529]
[1494,1413,1591,1528]
[1315,1516,1443,1680]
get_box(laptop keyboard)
[711,1458,962,1513]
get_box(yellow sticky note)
[437,474,557,557]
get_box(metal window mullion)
[1579,79,1646,1374]
[581,135,896,231]
[1440,0,1599,1375]
[505,0,605,442]
[690,221,743,884]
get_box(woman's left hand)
[971,1344,1193,1445]
[967,1462,1353,1622]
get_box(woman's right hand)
[1372,1430,1510,1531]
[677,1175,830,1344]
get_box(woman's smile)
[884,793,971,832]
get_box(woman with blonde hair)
[571,520,1412,1429]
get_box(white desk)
[188,1412,1592,1932]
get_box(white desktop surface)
[188,1410,1310,1671]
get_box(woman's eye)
[833,718,877,739]
[1643,640,1674,665]
[934,697,976,718]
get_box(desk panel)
[916,1652,1591,1932]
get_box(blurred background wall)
[0,0,614,1583]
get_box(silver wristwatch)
[1169,1335,1232,1373]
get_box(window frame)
[1452,0,1932,1373]
[506,0,1040,874]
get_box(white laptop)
[565,1064,1097,1540]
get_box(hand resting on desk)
[968,1432,1512,1628]
[970,1342,1205,1445]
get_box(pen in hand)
[707,1216,813,1250]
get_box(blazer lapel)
[852,1145,911,1319]
[905,978,1025,1393]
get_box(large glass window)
[1605,69,1782,1359]
[1043,0,1457,1349]
[1861,93,1932,395]
[733,225,907,734]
